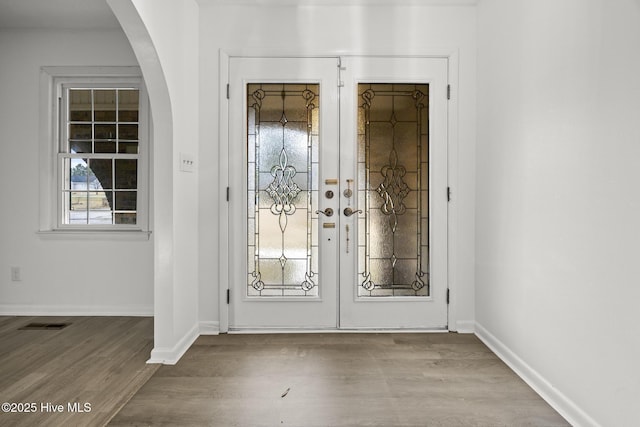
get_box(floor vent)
[19,322,70,331]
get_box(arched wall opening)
[108,0,201,364]
[107,0,175,359]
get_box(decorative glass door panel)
[247,84,320,297]
[358,84,429,297]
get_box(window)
[62,86,141,226]
[39,67,149,235]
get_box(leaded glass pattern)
[357,84,429,297]
[247,84,320,297]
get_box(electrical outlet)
[11,267,21,282]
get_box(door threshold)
[228,327,449,334]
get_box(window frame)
[39,67,150,238]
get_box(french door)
[227,56,448,330]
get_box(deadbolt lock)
[325,190,334,199]
[344,179,354,198]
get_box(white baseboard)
[0,304,153,316]
[475,322,600,427]
[454,320,475,333]
[147,323,199,365]
[199,320,220,335]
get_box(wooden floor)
[0,316,157,427]
[0,317,568,426]
[111,333,569,427]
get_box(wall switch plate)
[180,152,196,173]
[11,267,20,281]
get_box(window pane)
[89,159,113,190]
[95,142,116,153]
[118,142,138,154]
[69,89,92,121]
[115,159,137,189]
[88,190,112,225]
[68,158,89,190]
[69,141,92,154]
[69,124,92,140]
[95,124,116,140]
[94,90,116,122]
[115,191,137,210]
[115,212,136,225]
[68,191,88,224]
[118,124,138,140]
[118,89,139,122]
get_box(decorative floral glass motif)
[247,84,319,297]
[357,84,430,297]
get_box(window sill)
[37,230,152,241]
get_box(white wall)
[0,29,153,314]
[476,0,640,425]
[197,0,478,331]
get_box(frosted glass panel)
[357,84,430,297]
[247,84,319,297]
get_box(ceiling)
[0,0,120,30]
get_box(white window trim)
[38,66,151,239]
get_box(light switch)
[180,152,196,173]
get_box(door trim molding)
[218,50,230,333]
[218,49,461,333]
[445,50,461,332]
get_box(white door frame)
[218,49,460,333]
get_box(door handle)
[316,208,334,217]
[343,207,362,217]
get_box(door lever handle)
[343,207,362,217]
[316,208,334,217]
